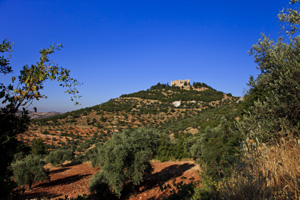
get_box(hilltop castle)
[171,79,190,87]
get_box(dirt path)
[22,160,200,200]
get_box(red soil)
[21,160,200,200]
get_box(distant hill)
[28,111,61,120]
[0,108,61,120]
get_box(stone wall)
[171,79,190,87]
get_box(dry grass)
[218,137,300,200]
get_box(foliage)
[74,153,85,163]
[160,104,237,136]
[1,41,81,113]
[99,99,136,112]
[191,182,218,200]
[85,142,102,167]
[213,1,300,199]
[31,138,47,156]
[186,117,240,179]
[238,2,300,142]
[278,0,300,35]
[236,83,266,116]
[46,149,74,166]
[11,154,49,189]
[0,39,80,198]
[89,128,160,198]
[192,82,211,89]
[159,177,199,200]
[0,97,29,198]
[121,85,225,103]
[155,135,189,161]
[150,82,171,90]
[89,172,115,199]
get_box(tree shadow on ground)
[64,161,82,167]
[38,174,90,188]
[22,192,60,200]
[141,163,195,192]
[49,167,70,174]
[87,163,196,200]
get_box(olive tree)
[89,128,160,198]
[11,155,49,189]
[46,149,74,166]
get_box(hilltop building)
[173,101,181,107]
[171,79,190,87]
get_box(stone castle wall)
[171,79,190,87]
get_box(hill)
[28,111,61,120]
[19,81,239,153]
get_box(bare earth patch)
[21,160,200,200]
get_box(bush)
[11,155,49,189]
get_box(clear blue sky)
[0,0,289,112]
